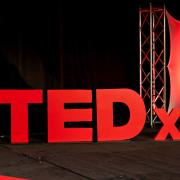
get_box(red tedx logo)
[0,89,179,143]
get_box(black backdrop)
[0,0,179,140]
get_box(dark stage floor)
[0,128,180,180]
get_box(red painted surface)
[96,89,146,141]
[155,108,180,140]
[48,90,92,142]
[0,176,28,180]
[0,89,179,143]
[0,90,42,144]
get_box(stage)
[0,1,180,179]
[0,128,180,180]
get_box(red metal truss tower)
[139,4,167,126]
